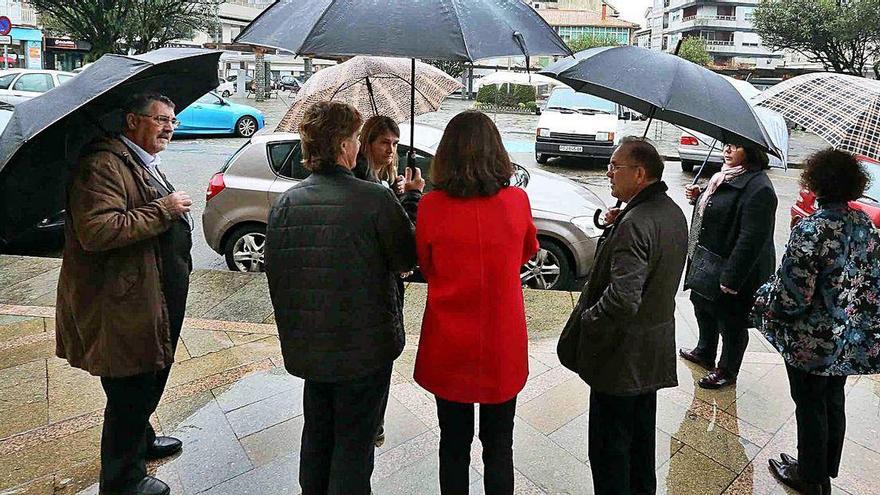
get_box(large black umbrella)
[539,45,781,157]
[0,48,221,246]
[235,0,572,165]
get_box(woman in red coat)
[414,110,539,495]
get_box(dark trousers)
[692,297,749,376]
[588,391,657,495]
[299,365,392,495]
[99,365,171,493]
[786,364,847,484]
[435,396,517,495]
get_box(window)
[57,74,75,84]
[0,74,17,89]
[197,93,223,104]
[12,73,54,93]
[272,141,309,180]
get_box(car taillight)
[680,135,699,146]
[206,172,225,202]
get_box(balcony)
[667,14,754,33]
[705,40,778,57]
[0,1,38,26]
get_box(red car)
[790,155,880,228]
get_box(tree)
[754,0,880,77]
[426,60,465,79]
[31,0,216,60]
[677,37,712,66]
[566,34,622,53]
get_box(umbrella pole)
[408,58,416,169]
[692,139,718,185]
[642,107,658,139]
[365,76,378,116]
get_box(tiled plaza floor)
[1,254,879,495]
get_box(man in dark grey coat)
[557,137,688,495]
[264,101,416,495]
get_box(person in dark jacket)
[56,93,193,495]
[753,150,880,495]
[557,137,688,495]
[679,143,778,389]
[355,115,425,447]
[264,101,416,495]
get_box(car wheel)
[222,90,231,97]
[536,152,549,164]
[521,239,573,290]
[681,160,697,173]
[224,225,266,272]
[235,116,259,137]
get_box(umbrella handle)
[594,199,623,229]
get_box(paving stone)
[47,357,105,423]
[517,377,589,435]
[202,275,274,324]
[166,336,280,389]
[0,333,53,372]
[372,449,479,495]
[0,360,47,438]
[0,425,100,492]
[0,257,59,294]
[213,367,302,413]
[374,429,439,482]
[180,328,235,358]
[0,268,60,306]
[656,444,738,495]
[185,270,255,318]
[0,315,45,340]
[225,387,303,439]
[201,451,300,495]
[377,395,431,454]
[841,376,880,454]
[240,416,303,468]
[155,391,216,435]
[164,399,253,493]
[510,418,592,494]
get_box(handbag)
[686,244,724,301]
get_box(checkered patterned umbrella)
[753,72,880,161]
[276,56,461,132]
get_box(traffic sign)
[0,16,11,37]
[0,36,10,46]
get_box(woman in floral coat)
[753,149,880,495]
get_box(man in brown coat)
[557,137,688,495]
[55,93,193,495]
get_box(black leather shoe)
[146,436,182,460]
[679,348,715,371]
[698,369,736,389]
[101,476,170,495]
[769,458,825,495]
[780,452,798,466]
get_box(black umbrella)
[540,45,781,228]
[539,46,780,156]
[235,0,572,165]
[0,48,221,246]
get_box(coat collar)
[724,169,764,189]
[622,180,668,212]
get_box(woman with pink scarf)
[679,143,778,389]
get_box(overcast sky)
[614,0,653,27]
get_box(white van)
[535,86,629,164]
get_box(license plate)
[559,145,583,152]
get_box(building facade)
[640,0,782,69]
[0,0,42,69]
[537,8,638,46]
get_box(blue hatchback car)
[176,92,265,138]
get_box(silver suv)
[202,124,605,290]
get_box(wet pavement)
[1,256,880,495]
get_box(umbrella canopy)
[276,56,461,132]
[235,0,572,62]
[476,71,561,90]
[540,46,781,157]
[752,72,880,161]
[0,48,221,245]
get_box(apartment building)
[0,0,42,69]
[637,0,782,69]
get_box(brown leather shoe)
[698,368,736,389]
[769,457,825,494]
[679,348,715,371]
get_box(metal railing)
[682,14,738,22]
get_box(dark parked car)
[279,75,302,93]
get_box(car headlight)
[537,127,551,138]
[595,131,615,142]
[571,215,603,238]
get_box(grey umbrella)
[540,45,781,228]
[539,46,781,157]
[0,48,221,246]
[235,0,572,165]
